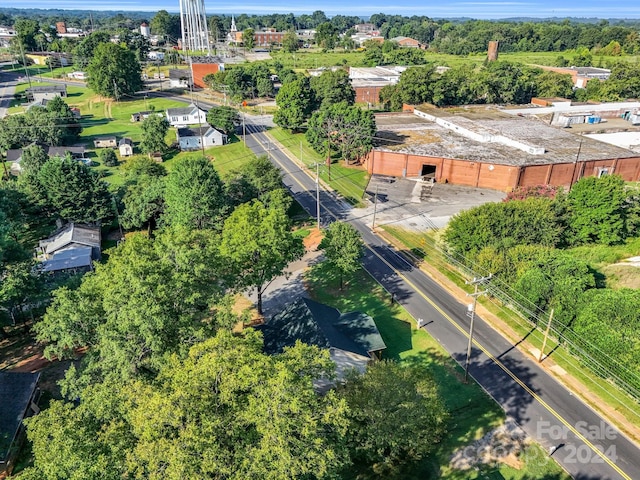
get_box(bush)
[98,148,118,167]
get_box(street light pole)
[464,275,492,383]
[371,185,379,230]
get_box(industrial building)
[364,105,640,191]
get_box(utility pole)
[538,309,555,363]
[464,275,492,383]
[112,79,119,102]
[242,110,246,145]
[18,42,32,90]
[371,185,379,230]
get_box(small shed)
[118,138,133,157]
[93,136,117,148]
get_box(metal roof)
[39,223,100,255]
[41,246,93,272]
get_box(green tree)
[73,31,111,68]
[444,198,562,259]
[315,22,338,50]
[282,29,299,53]
[17,144,49,206]
[86,42,142,99]
[24,330,349,480]
[120,155,167,178]
[206,106,239,134]
[37,155,114,224]
[306,102,376,164]
[566,174,627,245]
[150,9,180,39]
[242,28,255,50]
[128,330,349,479]
[534,70,574,99]
[120,175,165,235]
[337,361,448,477]
[220,197,304,314]
[274,77,314,132]
[13,18,40,51]
[139,114,170,154]
[162,157,228,230]
[36,230,229,383]
[225,155,283,206]
[98,148,118,167]
[310,69,355,108]
[319,221,363,289]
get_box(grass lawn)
[268,127,370,206]
[380,225,640,437]
[305,261,569,479]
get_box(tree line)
[379,60,640,109]
[443,175,640,394]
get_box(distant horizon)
[5,2,640,20]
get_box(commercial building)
[364,105,640,191]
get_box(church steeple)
[230,15,237,33]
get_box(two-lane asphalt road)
[240,116,640,480]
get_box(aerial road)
[238,115,640,480]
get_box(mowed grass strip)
[305,261,568,478]
[269,127,369,206]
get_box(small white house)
[118,138,134,157]
[177,126,227,151]
[166,104,208,127]
[168,69,192,88]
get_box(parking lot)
[354,175,506,231]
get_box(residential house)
[177,126,227,151]
[257,298,386,390]
[93,136,117,148]
[168,69,192,89]
[7,145,85,175]
[37,223,101,273]
[166,103,208,127]
[118,138,134,157]
[25,85,67,103]
[0,372,40,476]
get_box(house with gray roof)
[0,372,40,476]
[37,223,101,273]
[25,85,67,103]
[257,298,386,388]
[165,103,208,127]
[7,144,86,175]
[177,126,227,150]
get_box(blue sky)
[13,1,640,19]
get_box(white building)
[166,103,207,127]
[177,126,227,150]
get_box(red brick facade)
[191,63,222,88]
[363,150,640,191]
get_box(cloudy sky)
[14,0,640,19]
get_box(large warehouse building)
[365,105,640,191]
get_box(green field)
[268,127,370,206]
[306,261,569,479]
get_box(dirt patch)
[1,325,74,400]
[303,227,324,251]
[450,418,528,471]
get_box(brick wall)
[191,63,221,88]
[364,150,640,191]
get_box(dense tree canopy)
[220,194,304,314]
[319,221,364,289]
[37,155,114,224]
[274,77,314,132]
[310,69,355,109]
[139,114,170,154]
[206,106,239,134]
[162,157,228,230]
[86,42,142,98]
[306,102,376,164]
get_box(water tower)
[179,0,211,54]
